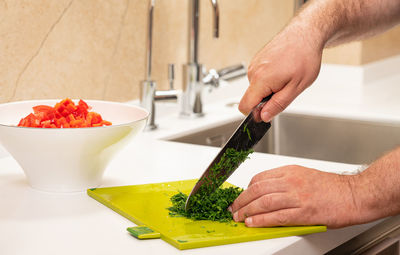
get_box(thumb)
[239,82,273,116]
[260,86,298,122]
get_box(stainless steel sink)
[167,118,274,152]
[168,113,400,164]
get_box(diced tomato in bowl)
[0,99,148,192]
[18,98,112,128]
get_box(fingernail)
[245,217,253,226]
[227,206,232,214]
[261,111,271,122]
[233,211,238,222]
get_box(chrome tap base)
[141,80,157,130]
[181,63,204,117]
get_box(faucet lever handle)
[218,63,247,80]
[203,64,247,88]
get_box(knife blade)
[185,94,273,210]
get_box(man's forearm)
[351,147,400,224]
[289,0,400,49]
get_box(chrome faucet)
[181,0,247,117]
[141,0,177,130]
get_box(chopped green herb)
[177,239,188,243]
[198,148,253,194]
[168,187,243,222]
[206,230,215,233]
[243,123,252,141]
[168,148,253,222]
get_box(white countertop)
[2,58,400,254]
[0,137,379,255]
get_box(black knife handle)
[261,93,274,103]
[252,93,274,123]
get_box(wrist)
[345,171,391,225]
[334,174,365,226]
[281,16,327,54]
[350,148,400,225]
[287,0,346,50]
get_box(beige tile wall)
[322,26,400,65]
[0,0,149,103]
[361,26,400,64]
[0,0,399,104]
[323,42,363,66]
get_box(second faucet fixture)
[141,0,247,130]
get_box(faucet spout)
[187,0,219,64]
[145,0,155,80]
[210,0,219,38]
[181,0,221,117]
[140,0,178,130]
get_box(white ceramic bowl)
[0,99,148,192]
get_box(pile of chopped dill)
[168,148,253,222]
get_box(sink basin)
[168,113,400,164]
[275,113,400,164]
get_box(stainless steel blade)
[185,94,273,210]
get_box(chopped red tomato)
[17,98,112,128]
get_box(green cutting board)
[87,179,326,250]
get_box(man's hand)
[238,25,323,123]
[229,165,364,228]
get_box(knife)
[185,94,273,210]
